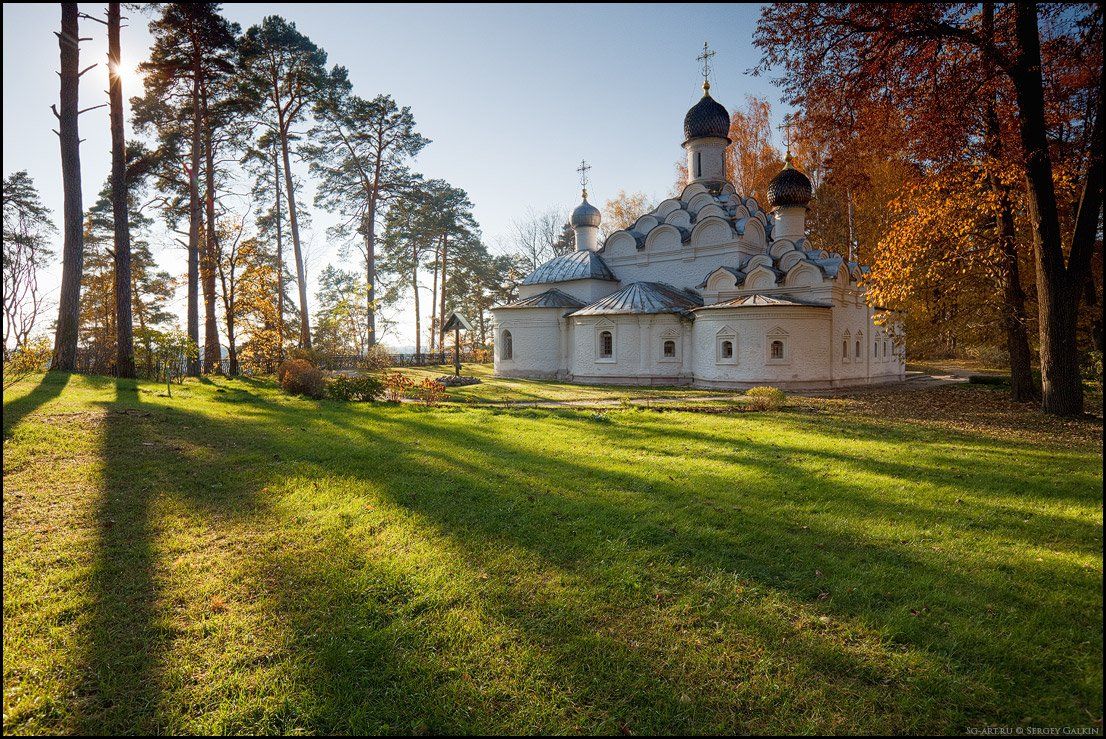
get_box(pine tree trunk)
[186,34,202,376]
[439,232,449,349]
[272,138,285,361]
[412,247,421,356]
[364,202,377,349]
[429,240,439,354]
[1012,4,1085,416]
[201,82,221,372]
[278,123,311,349]
[52,3,84,372]
[108,2,134,379]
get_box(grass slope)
[3,372,1102,735]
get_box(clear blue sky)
[2,3,789,349]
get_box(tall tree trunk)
[982,2,1035,402]
[108,1,134,379]
[272,137,285,361]
[439,232,449,350]
[276,114,311,349]
[364,202,377,349]
[1011,4,1099,416]
[411,247,421,356]
[186,33,202,376]
[429,238,439,353]
[52,3,85,371]
[200,82,220,372]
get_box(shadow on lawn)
[3,371,71,440]
[72,380,1102,733]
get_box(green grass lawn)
[3,372,1102,734]
[397,363,732,404]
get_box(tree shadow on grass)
[73,383,1102,733]
[3,371,71,440]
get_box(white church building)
[491,75,904,390]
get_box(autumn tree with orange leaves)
[755,2,1103,414]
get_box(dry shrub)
[745,386,786,411]
[360,344,393,372]
[279,358,325,399]
[382,371,415,402]
[414,377,446,406]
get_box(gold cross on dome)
[576,159,591,197]
[697,42,716,91]
[778,114,796,159]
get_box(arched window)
[599,330,613,358]
[501,330,512,360]
[695,151,702,178]
[855,340,861,358]
[842,340,848,359]
[771,340,784,360]
[874,340,879,357]
[884,340,889,358]
[721,340,733,359]
[663,339,676,358]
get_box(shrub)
[744,386,786,411]
[382,371,415,402]
[414,377,446,406]
[360,344,393,372]
[2,336,53,390]
[279,358,325,399]
[326,374,383,402]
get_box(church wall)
[600,239,763,289]
[491,307,568,379]
[830,290,906,384]
[690,308,834,388]
[568,314,692,385]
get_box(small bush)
[382,371,415,402]
[360,344,393,372]
[326,374,383,402]
[744,386,786,411]
[2,337,53,390]
[414,377,446,406]
[279,358,325,399]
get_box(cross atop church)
[697,41,716,92]
[778,114,796,161]
[577,159,591,198]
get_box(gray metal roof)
[571,282,703,317]
[495,288,586,310]
[522,250,617,285]
[696,265,746,288]
[694,294,832,310]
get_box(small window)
[883,340,889,358]
[599,330,613,358]
[771,340,784,360]
[874,340,879,357]
[695,151,702,178]
[855,340,861,358]
[842,340,848,359]
[501,330,512,360]
[721,340,733,359]
[663,339,676,358]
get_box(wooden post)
[454,327,461,376]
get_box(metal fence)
[321,351,488,370]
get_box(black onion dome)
[766,161,813,208]
[570,196,601,228]
[683,91,731,142]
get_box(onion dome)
[570,193,601,228]
[766,157,813,208]
[683,85,732,142]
